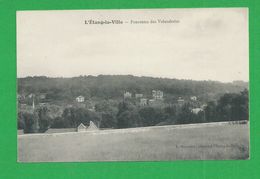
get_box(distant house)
[140,98,148,106]
[39,102,48,106]
[190,96,197,101]
[66,104,73,108]
[17,94,25,103]
[148,99,155,105]
[76,95,85,103]
[201,104,207,109]
[135,93,143,98]
[77,121,98,132]
[87,121,98,131]
[148,99,164,107]
[39,93,47,100]
[85,101,96,111]
[191,108,203,114]
[177,97,185,106]
[152,90,163,100]
[124,91,132,99]
[28,93,35,98]
[20,103,27,107]
[44,121,99,134]
[77,123,87,132]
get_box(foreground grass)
[18,122,249,162]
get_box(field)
[18,122,249,162]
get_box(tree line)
[18,89,248,133]
[18,75,248,103]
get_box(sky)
[17,8,249,82]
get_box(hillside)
[18,75,248,102]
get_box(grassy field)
[18,122,249,162]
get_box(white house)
[135,93,143,98]
[124,91,132,98]
[190,96,197,101]
[77,121,98,132]
[191,108,203,114]
[76,95,85,103]
[140,98,148,106]
[87,121,98,131]
[77,123,86,132]
[152,90,163,100]
[177,97,185,106]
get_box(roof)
[87,121,98,130]
[77,123,86,129]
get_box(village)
[17,88,209,135]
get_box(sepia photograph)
[17,8,249,162]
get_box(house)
[177,97,185,106]
[201,104,207,109]
[20,103,27,107]
[17,94,26,103]
[76,95,85,103]
[85,101,96,111]
[190,96,197,101]
[152,90,163,100]
[148,99,164,107]
[191,108,203,114]
[124,91,132,99]
[66,104,73,108]
[77,123,86,132]
[140,98,148,106]
[87,121,98,131]
[28,93,35,98]
[135,93,143,98]
[148,99,155,105]
[77,121,98,132]
[39,102,48,106]
[44,121,99,134]
[39,93,47,100]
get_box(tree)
[216,89,249,121]
[177,103,194,124]
[60,107,102,128]
[205,101,217,122]
[117,109,141,128]
[95,100,118,128]
[164,106,178,124]
[37,107,51,132]
[23,112,35,133]
[116,101,141,128]
[52,116,70,128]
[230,89,249,121]
[138,107,167,126]
[17,111,25,129]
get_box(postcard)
[17,8,249,162]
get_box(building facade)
[152,90,163,100]
[76,95,85,103]
[124,91,132,99]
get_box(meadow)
[18,122,249,162]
